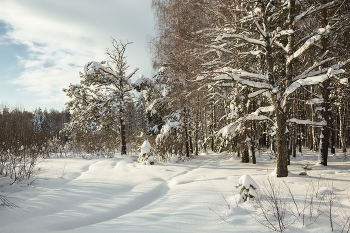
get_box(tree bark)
[320,0,330,166]
[120,117,127,155]
[184,107,190,157]
[331,126,336,154]
[242,146,249,163]
[339,105,347,153]
[211,89,216,152]
[275,109,289,177]
[251,140,256,164]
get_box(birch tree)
[193,0,348,176]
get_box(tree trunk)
[189,133,193,154]
[250,121,256,164]
[251,140,256,164]
[184,107,190,157]
[120,117,127,155]
[298,125,302,153]
[276,109,289,177]
[204,104,207,152]
[211,92,216,152]
[242,146,249,163]
[311,103,318,151]
[331,126,336,154]
[320,0,330,166]
[339,105,347,153]
[195,94,199,155]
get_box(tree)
[151,0,350,176]
[63,39,138,155]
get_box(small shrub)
[235,175,261,203]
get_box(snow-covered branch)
[287,118,326,126]
[216,33,267,47]
[294,58,350,81]
[214,74,272,90]
[282,68,344,108]
[218,112,275,138]
[248,89,268,98]
[293,1,339,26]
[286,27,329,65]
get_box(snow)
[133,75,151,88]
[169,154,179,164]
[196,76,205,81]
[213,68,272,90]
[140,140,152,155]
[282,68,344,107]
[287,118,326,126]
[248,89,267,98]
[306,98,324,105]
[286,27,329,65]
[0,151,350,232]
[216,33,267,47]
[340,78,348,84]
[293,1,338,25]
[238,174,261,199]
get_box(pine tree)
[63,39,138,155]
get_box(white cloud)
[0,0,154,107]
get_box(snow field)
[0,150,349,232]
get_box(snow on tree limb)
[248,89,268,98]
[299,58,336,78]
[218,112,274,138]
[216,33,267,47]
[218,121,242,138]
[286,27,329,65]
[209,44,234,54]
[282,68,345,108]
[214,73,272,90]
[216,67,268,81]
[293,1,339,26]
[293,58,350,81]
[287,118,326,126]
[254,21,267,38]
[254,106,275,114]
[126,68,139,80]
[273,40,288,53]
[306,98,324,105]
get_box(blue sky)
[0,0,155,111]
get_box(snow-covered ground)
[0,150,350,232]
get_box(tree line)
[146,0,350,176]
[58,0,350,177]
[0,106,69,182]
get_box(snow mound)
[236,175,261,203]
[140,140,152,155]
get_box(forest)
[1,0,350,181]
[1,1,350,232]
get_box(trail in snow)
[0,151,349,232]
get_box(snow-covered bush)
[169,154,179,163]
[138,140,154,165]
[235,175,260,203]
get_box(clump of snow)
[196,76,205,81]
[139,140,154,165]
[235,175,261,203]
[340,78,348,84]
[169,154,179,164]
[140,140,152,155]
[270,167,278,177]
